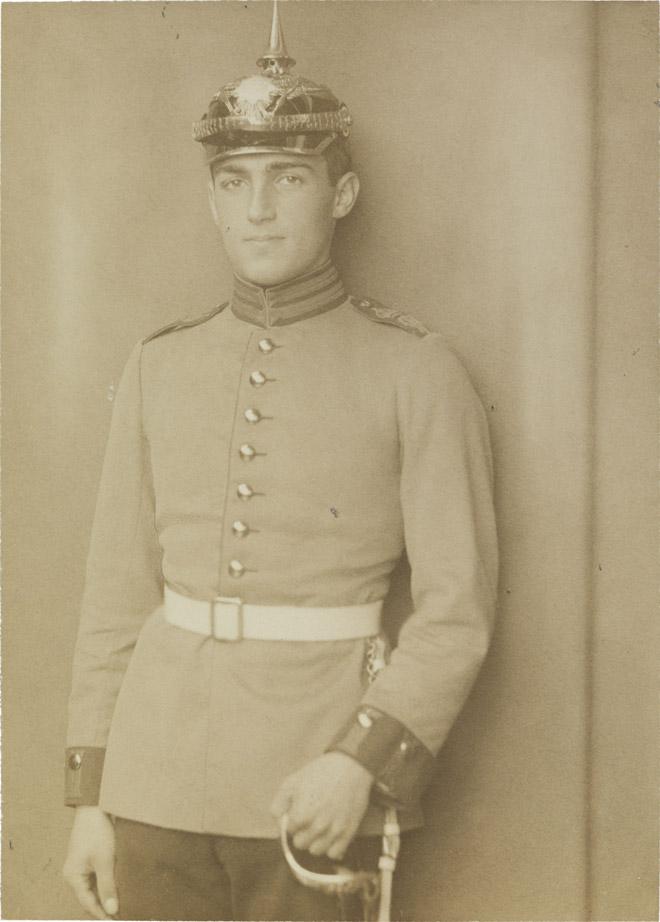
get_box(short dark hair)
[322,136,352,185]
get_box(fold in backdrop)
[2,2,657,919]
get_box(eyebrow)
[265,161,314,173]
[215,160,315,177]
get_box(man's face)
[209,152,350,288]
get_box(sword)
[280,635,400,922]
[280,807,399,922]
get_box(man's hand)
[63,806,118,920]
[270,752,373,861]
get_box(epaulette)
[142,302,228,344]
[348,296,431,338]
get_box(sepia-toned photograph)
[2,1,657,919]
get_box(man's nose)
[247,182,276,224]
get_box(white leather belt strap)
[164,585,382,642]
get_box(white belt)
[164,586,382,642]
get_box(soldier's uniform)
[65,8,497,921]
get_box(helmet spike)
[257,0,296,75]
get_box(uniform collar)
[231,260,346,328]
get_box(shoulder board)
[348,296,431,338]
[142,302,228,344]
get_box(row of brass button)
[229,338,277,579]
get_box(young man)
[63,6,497,921]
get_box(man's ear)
[332,172,360,220]
[207,174,221,227]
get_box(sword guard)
[279,815,379,898]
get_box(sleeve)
[65,342,164,806]
[328,334,498,808]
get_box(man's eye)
[220,178,244,190]
[277,174,303,186]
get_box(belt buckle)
[210,596,243,642]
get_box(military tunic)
[65,261,498,837]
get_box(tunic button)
[239,443,257,461]
[228,560,245,578]
[357,711,373,729]
[68,753,82,770]
[237,483,254,500]
[244,408,262,424]
[232,520,250,538]
[249,371,267,387]
[258,338,275,354]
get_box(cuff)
[64,747,105,806]
[327,706,435,809]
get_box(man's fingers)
[292,814,331,850]
[326,836,350,861]
[287,799,316,834]
[95,857,119,917]
[66,872,109,920]
[326,817,360,861]
[306,826,338,856]
[102,897,119,918]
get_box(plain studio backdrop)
[2,2,657,919]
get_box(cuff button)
[357,711,373,729]
[68,753,82,770]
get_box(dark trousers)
[114,817,382,921]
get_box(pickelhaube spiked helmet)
[193,1,352,164]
